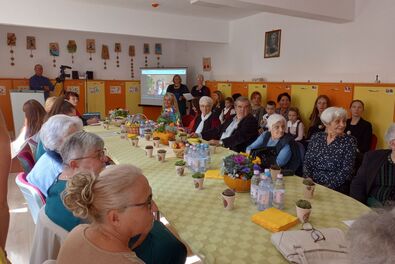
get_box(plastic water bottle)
[250,168,260,204]
[257,173,273,211]
[184,144,190,167]
[198,144,207,172]
[264,168,272,184]
[272,173,285,210]
[139,121,145,137]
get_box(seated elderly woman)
[204,96,259,153]
[57,165,151,264]
[159,93,181,125]
[303,107,357,193]
[246,114,300,171]
[350,124,395,207]
[347,208,395,264]
[27,114,83,197]
[49,131,187,264]
[190,96,220,140]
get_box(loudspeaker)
[72,71,79,79]
[86,71,93,80]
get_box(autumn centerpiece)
[153,115,179,145]
[222,153,261,193]
[109,108,128,127]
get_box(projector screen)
[140,68,187,106]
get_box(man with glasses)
[204,96,259,152]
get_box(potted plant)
[222,153,261,192]
[295,199,312,223]
[157,149,167,162]
[175,160,186,176]
[221,188,236,210]
[192,172,204,190]
[303,178,316,199]
[144,129,152,141]
[145,145,154,158]
[153,136,160,147]
[270,164,281,182]
[178,132,188,142]
[103,119,110,130]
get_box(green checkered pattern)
[86,126,371,264]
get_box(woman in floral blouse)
[303,107,357,193]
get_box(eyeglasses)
[73,148,107,161]
[301,223,326,243]
[124,194,153,211]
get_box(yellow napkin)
[251,208,299,232]
[204,169,223,179]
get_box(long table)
[86,125,371,264]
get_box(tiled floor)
[5,173,35,264]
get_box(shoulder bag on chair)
[271,227,350,264]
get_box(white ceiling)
[69,0,355,22]
[70,0,260,20]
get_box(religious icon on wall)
[86,39,96,53]
[49,42,60,56]
[26,36,36,50]
[7,33,16,46]
[129,45,135,57]
[264,29,281,58]
[115,43,121,53]
[143,43,150,54]
[67,40,77,53]
[155,43,162,55]
[203,57,212,71]
[101,45,110,60]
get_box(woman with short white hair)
[246,114,299,170]
[191,96,220,139]
[350,123,395,206]
[27,114,83,196]
[347,208,395,263]
[304,107,357,193]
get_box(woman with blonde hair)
[57,164,152,264]
[159,92,181,125]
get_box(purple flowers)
[233,155,246,164]
[241,167,250,174]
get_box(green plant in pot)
[295,199,312,223]
[192,172,204,190]
[175,160,186,176]
[303,178,316,199]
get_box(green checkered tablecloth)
[86,126,371,264]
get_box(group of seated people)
[3,73,392,262]
[162,83,394,207]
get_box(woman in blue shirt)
[247,114,297,170]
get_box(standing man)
[29,64,54,100]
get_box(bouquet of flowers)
[222,153,261,180]
[109,108,129,119]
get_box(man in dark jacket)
[204,96,258,153]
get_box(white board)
[10,90,45,136]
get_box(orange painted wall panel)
[0,79,14,132]
[231,82,249,97]
[267,83,292,106]
[12,79,29,90]
[318,83,354,111]
[105,81,126,114]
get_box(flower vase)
[223,174,251,193]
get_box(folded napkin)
[251,208,299,232]
[204,170,223,179]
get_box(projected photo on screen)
[140,68,187,106]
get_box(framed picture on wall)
[143,43,150,54]
[264,29,281,58]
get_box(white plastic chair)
[15,172,46,224]
[30,206,68,264]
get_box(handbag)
[250,146,277,168]
[271,227,350,264]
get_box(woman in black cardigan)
[350,124,395,207]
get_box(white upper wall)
[181,0,395,83]
[0,0,229,43]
